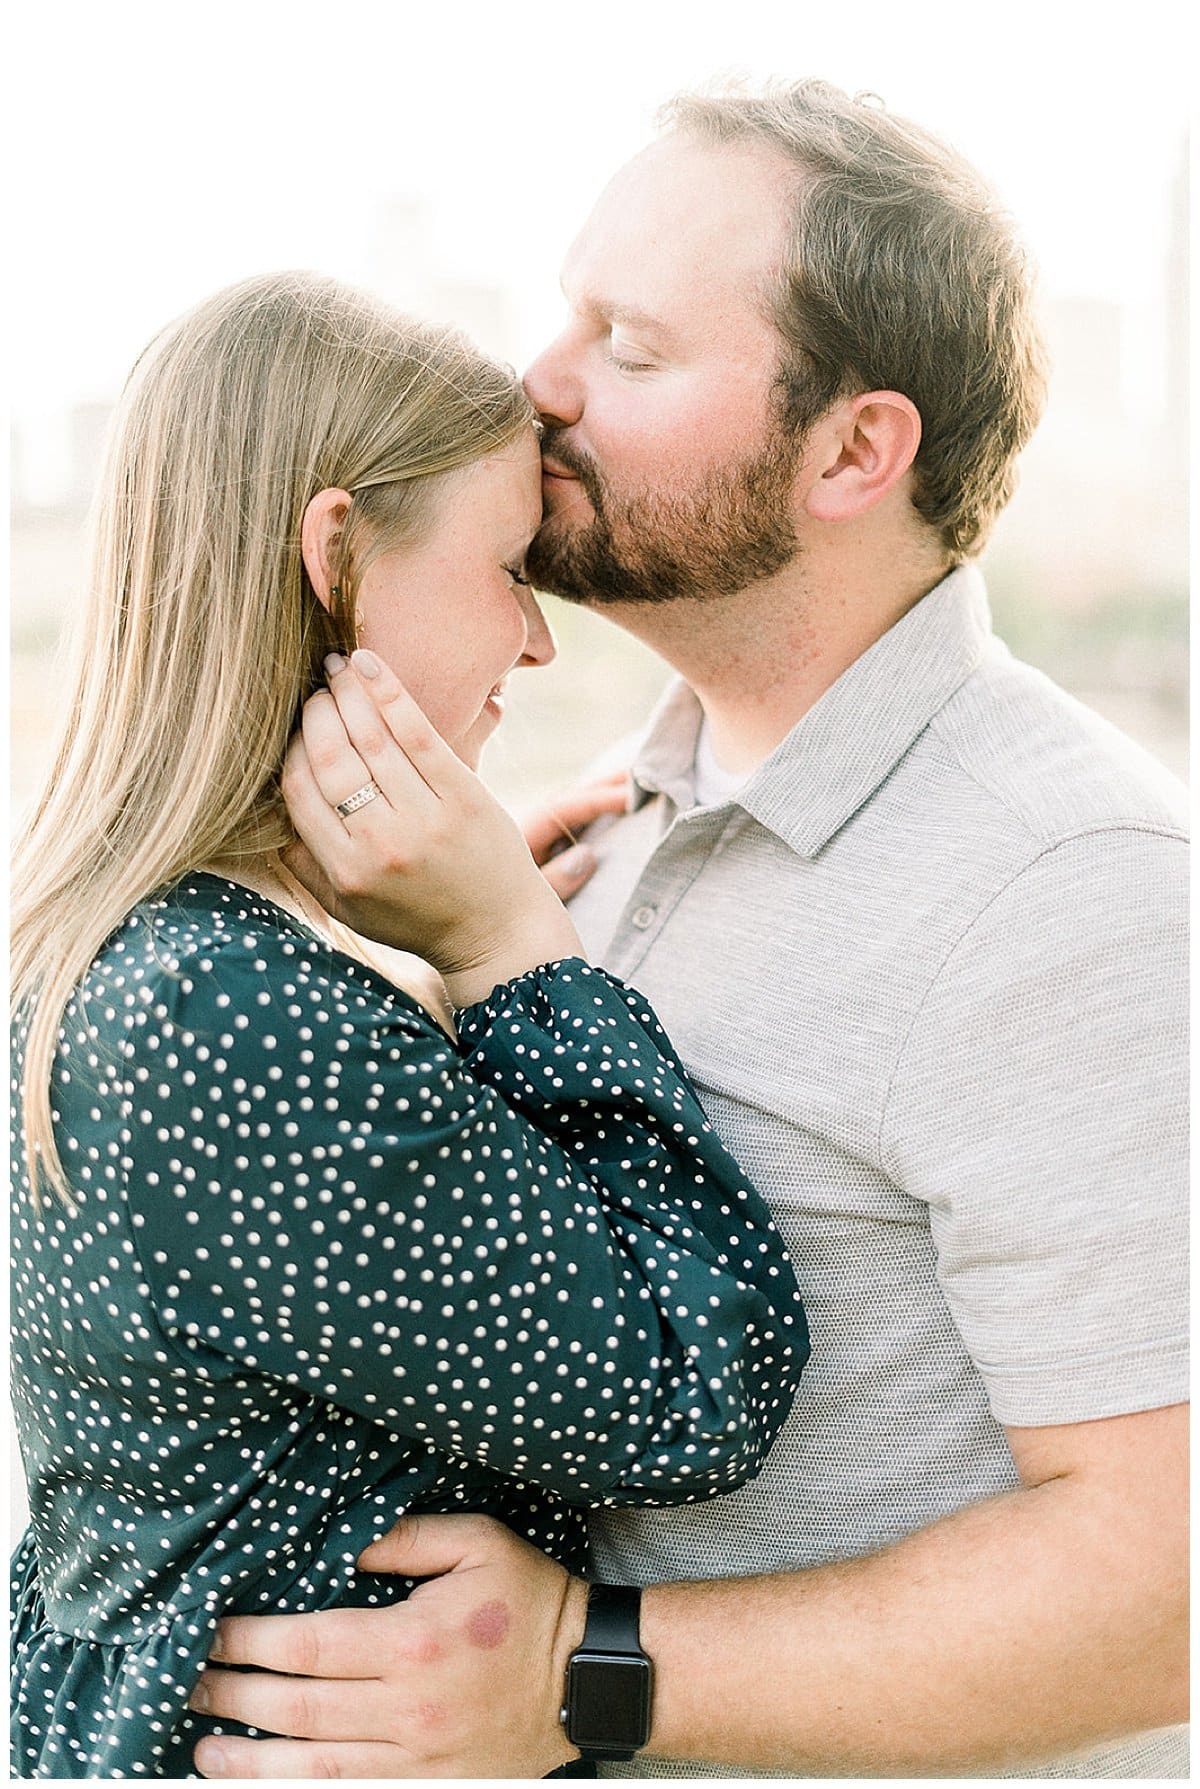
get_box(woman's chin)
[453,725,489,773]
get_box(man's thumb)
[357,1511,480,1577]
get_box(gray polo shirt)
[570,567,1188,1779]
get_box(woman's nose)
[517,589,557,669]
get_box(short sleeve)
[880,827,1188,1426]
[121,923,808,1505]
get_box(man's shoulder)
[921,638,1187,851]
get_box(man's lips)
[540,456,578,480]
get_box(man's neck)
[594,548,949,777]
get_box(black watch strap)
[562,1582,653,1764]
[582,1583,642,1652]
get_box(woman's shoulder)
[74,872,441,1045]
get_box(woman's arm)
[124,916,807,1508]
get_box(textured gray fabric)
[569,567,1188,1779]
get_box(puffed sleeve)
[124,925,808,1506]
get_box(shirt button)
[630,905,657,931]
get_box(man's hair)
[663,80,1049,561]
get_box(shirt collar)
[630,564,993,858]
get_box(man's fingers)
[523,777,630,861]
[357,1510,502,1578]
[190,1667,391,1741]
[540,844,598,899]
[209,1605,398,1678]
[194,1735,411,1779]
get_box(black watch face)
[567,1654,653,1749]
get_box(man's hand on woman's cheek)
[190,1514,588,1779]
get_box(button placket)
[609,809,740,977]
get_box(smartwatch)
[560,1583,654,1763]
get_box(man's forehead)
[562,133,794,316]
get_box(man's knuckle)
[405,1628,444,1667]
[286,1626,323,1678]
[288,1686,315,1732]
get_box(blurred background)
[9,0,1190,825]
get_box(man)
[190,80,1187,1777]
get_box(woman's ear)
[301,488,354,611]
[803,392,922,525]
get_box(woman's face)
[354,427,554,769]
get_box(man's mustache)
[537,433,612,528]
[539,431,596,485]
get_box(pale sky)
[10,0,1190,456]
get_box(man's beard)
[526,421,802,606]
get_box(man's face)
[524,132,805,606]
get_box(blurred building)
[991,138,1188,612]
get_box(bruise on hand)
[464,1598,511,1651]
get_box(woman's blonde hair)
[12,270,534,1204]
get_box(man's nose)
[523,334,583,429]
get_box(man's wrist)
[548,1572,591,1763]
[560,1583,655,1763]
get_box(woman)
[9,272,809,1779]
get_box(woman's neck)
[201,851,457,1039]
[203,851,334,941]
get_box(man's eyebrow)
[560,281,675,344]
[606,301,671,336]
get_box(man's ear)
[803,392,922,524]
[300,488,354,610]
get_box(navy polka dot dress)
[10,875,808,1778]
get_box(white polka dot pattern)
[10,874,808,1777]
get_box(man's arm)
[640,1402,1188,1775]
[191,1401,1187,1778]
